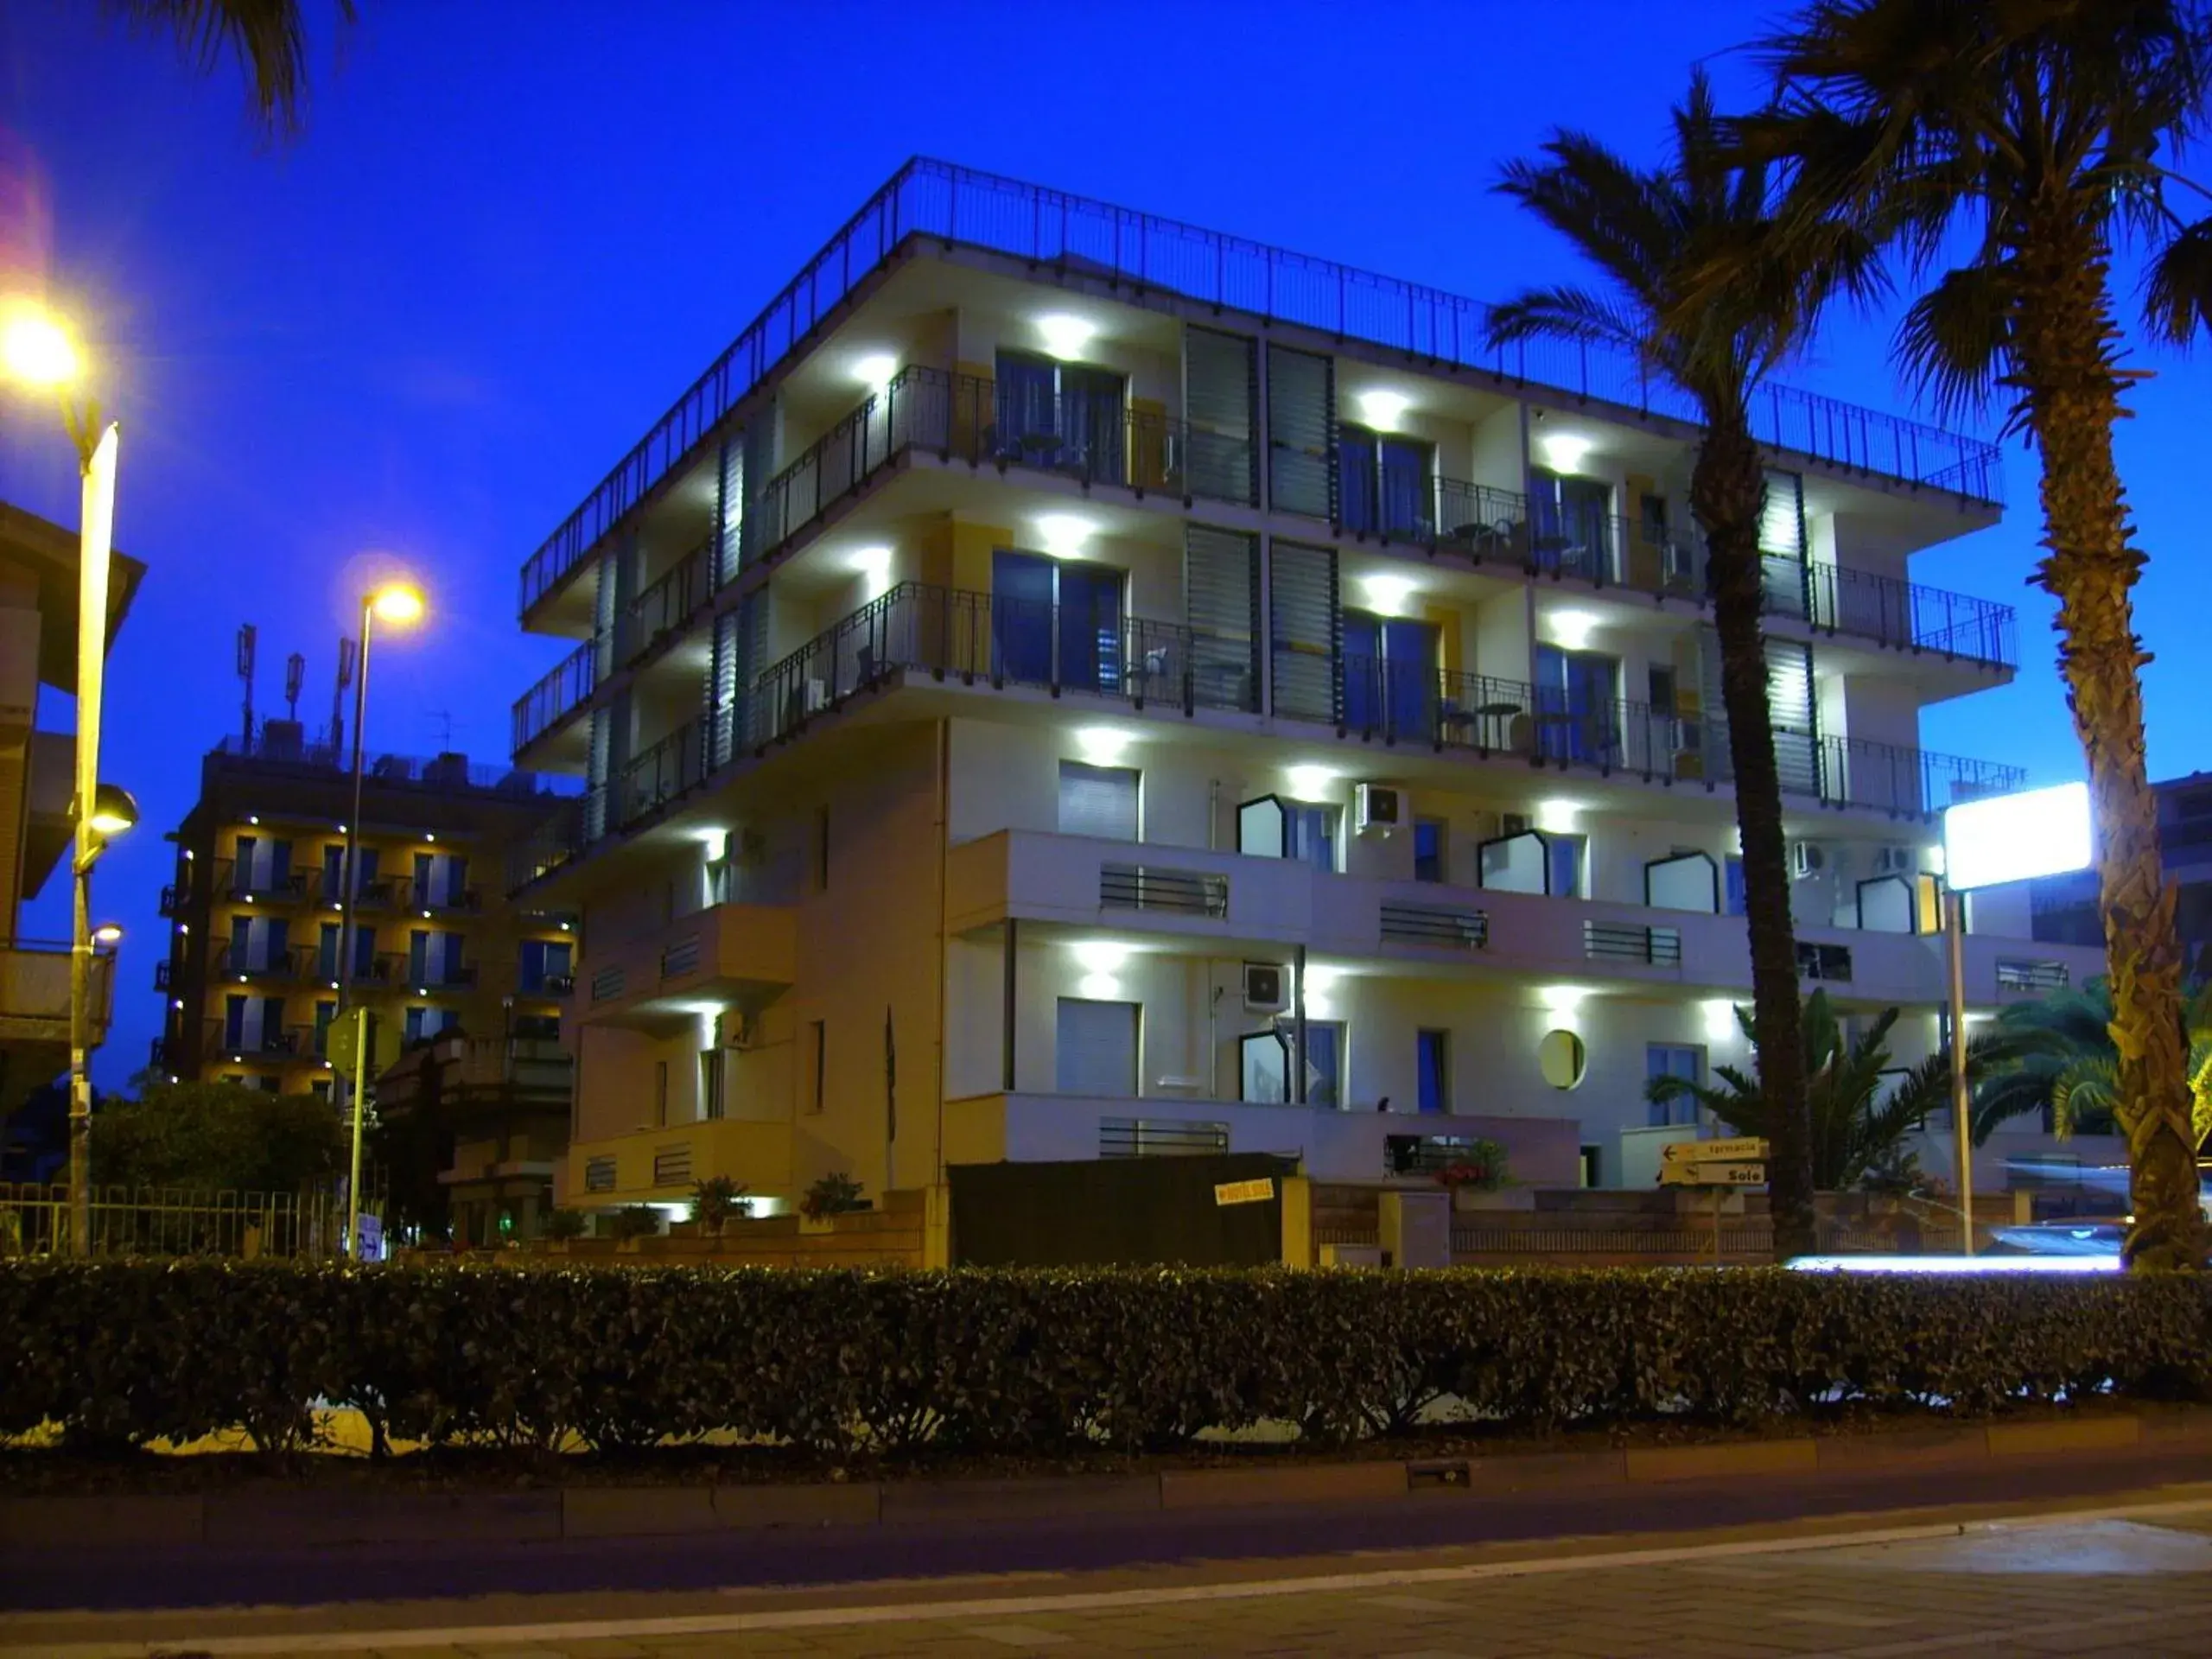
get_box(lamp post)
[3,302,134,1257]
[335,581,424,1261]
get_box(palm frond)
[102,0,354,130]
[1484,285,1651,358]
[2142,212,2212,345]
[1894,264,2016,423]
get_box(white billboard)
[1942,781,2093,892]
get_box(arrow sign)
[1661,1161,1767,1187]
[1662,1136,1769,1165]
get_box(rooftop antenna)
[330,635,356,753]
[428,709,454,753]
[283,652,304,723]
[235,624,257,748]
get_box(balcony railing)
[613,537,715,670]
[410,880,482,914]
[512,639,596,755]
[1099,863,1230,918]
[213,733,582,798]
[519,158,2003,614]
[1785,560,2017,669]
[512,586,2022,887]
[1585,920,1684,967]
[407,963,480,992]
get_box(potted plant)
[798,1171,866,1233]
[606,1204,663,1250]
[690,1175,752,1243]
[1435,1139,1526,1210]
[541,1207,588,1253]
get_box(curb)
[7,1407,2211,1550]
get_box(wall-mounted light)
[1547,609,1600,652]
[1073,940,1130,974]
[1541,984,1588,1014]
[1285,765,1339,800]
[849,543,893,599]
[1535,798,1582,833]
[1702,999,1739,1044]
[1357,389,1410,429]
[1077,972,1122,1000]
[1037,314,1096,359]
[1359,573,1418,617]
[853,353,898,391]
[1076,727,1134,766]
[1540,430,1593,472]
[1035,513,1095,556]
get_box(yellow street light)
[86,782,139,839]
[91,922,124,947]
[369,582,424,626]
[1,303,81,390]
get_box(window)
[1528,467,1613,580]
[1414,818,1446,884]
[1287,804,1338,874]
[323,842,376,899]
[1647,1043,1705,1127]
[312,1000,336,1058]
[519,938,573,994]
[408,929,465,988]
[413,851,469,909]
[404,1005,455,1046]
[653,1058,670,1128]
[1647,664,1678,715]
[1639,493,1669,545]
[1416,1030,1449,1116]
[1239,1020,1344,1108]
[806,1020,826,1115]
[1338,423,1434,538]
[700,1048,726,1122]
[813,806,830,892]
[1533,645,1622,765]
[1547,834,1586,899]
[1341,613,1440,741]
[310,1078,333,1103]
[993,549,1127,694]
[1058,761,1141,842]
[995,350,1127,478]
[1056,998,1139,1096]
[1580,1145,1602,1188]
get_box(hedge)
[3,1262,2209,1458]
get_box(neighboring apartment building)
[155,725,580,1108]
[0,502,134,1118]
[372,1027,572,1244]
[504,159,2105,1216]
[2034,772,2212,985]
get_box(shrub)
[3,1265,2209,1459]
[605,1205,662,1242]
[1433,1139,1511,1193]
[689,1177,750,1235]
[543,1208,588,1241]
[800,1172,867,1220]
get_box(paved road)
[11,1449,2212,1656]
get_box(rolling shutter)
[1058,762,1140,842]
[1056,998,1139,1097]
[1185,327,1257,505]
[1185,524,1261,711]
[1760,468,1808,618]
[1267,344,1336,520]
[1269,537,1339,723]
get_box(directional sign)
[1661,1136,1769,1165]
[1214,1178,1276,1206]
[1661,1161,1767,1187]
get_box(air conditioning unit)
[1243,962,1288,1014]
[716,1010,753,1050]
[1790,841,1830,878]
[1870,845,1914,876]
[1355,784,1404,836]
[804,677,829,714]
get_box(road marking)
[1363,1594,1470,1613]
[20,1497,2212,1658]
[966,1624,1071,1648]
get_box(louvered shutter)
[1184,524,1261,711]
[1760,468,1808,617]
[738,415,777,567]
[1055,998,1138,1096]
[1185,327,1257,505]
[1267,345,1336,520]
[1269,538,1340,722]
[715,432,745,588]
[1765,639,1820,796]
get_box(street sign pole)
[1947,884,1975,1257]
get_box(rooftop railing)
[518,157,2005,613]
[213,733,583,798]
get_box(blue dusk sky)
[3,1,2206,1084]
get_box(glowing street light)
[1,305,81,389]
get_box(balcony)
[409,880,482,916]
[612,537,715,669]
[577,900,799,1031]
[944,1092,1585,1186]
[518,159,2002,618]
[566,1116,794,1206]
[512,639,596,755]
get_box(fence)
[0,1185,342,1259]
[518,157,2005,613]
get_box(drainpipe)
[1293,943,1307,1106]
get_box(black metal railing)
[1099,864,1230,918]
[1786,560,2017,668]
[1997,958,2071,993]
[512,639,596,755]
[518,158,2003,614]
[1585,920,1684,966]
[1099,1117,1231,1158]
[157,884,185,918]
[1379,902,1489,950]
[1798,941,1855,982]
[152,959,174,991]
[213,733,581,798]
[409,881,482,914]
[613,537,715,669]
[406,963,480,992]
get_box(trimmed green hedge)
[3,1262,2208,1457]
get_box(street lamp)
[2,298,124,1258]
[336,578,425,1261]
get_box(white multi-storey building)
[506,160,2106,1216]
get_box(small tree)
[800,1172,867,1220]
[605,1205,662,1242]
[542,1207,588,1241]
[89,1079,346,1194]
[1433,1140,1512,1194]
[689,1175,750,1235]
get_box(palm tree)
[102,1,354,130]
[1746,0,2212,1270]
[1976,978,2212,1146]
[1488,72,1883,1259]
[1649,991,2034,1194]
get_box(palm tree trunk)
[2014,220,2202,1273]
[1692,404,1816,1260]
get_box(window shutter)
[1765,639,1820,796]
[1055,998,1138,1096]
[1268,538,1340,722]
[1058,762,1140,842]
[715,431,745,588]
[1760,468,1808,617]
[1185,327,1258,505]
[1184,524,1260,711]
[1266,345,1336,520]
